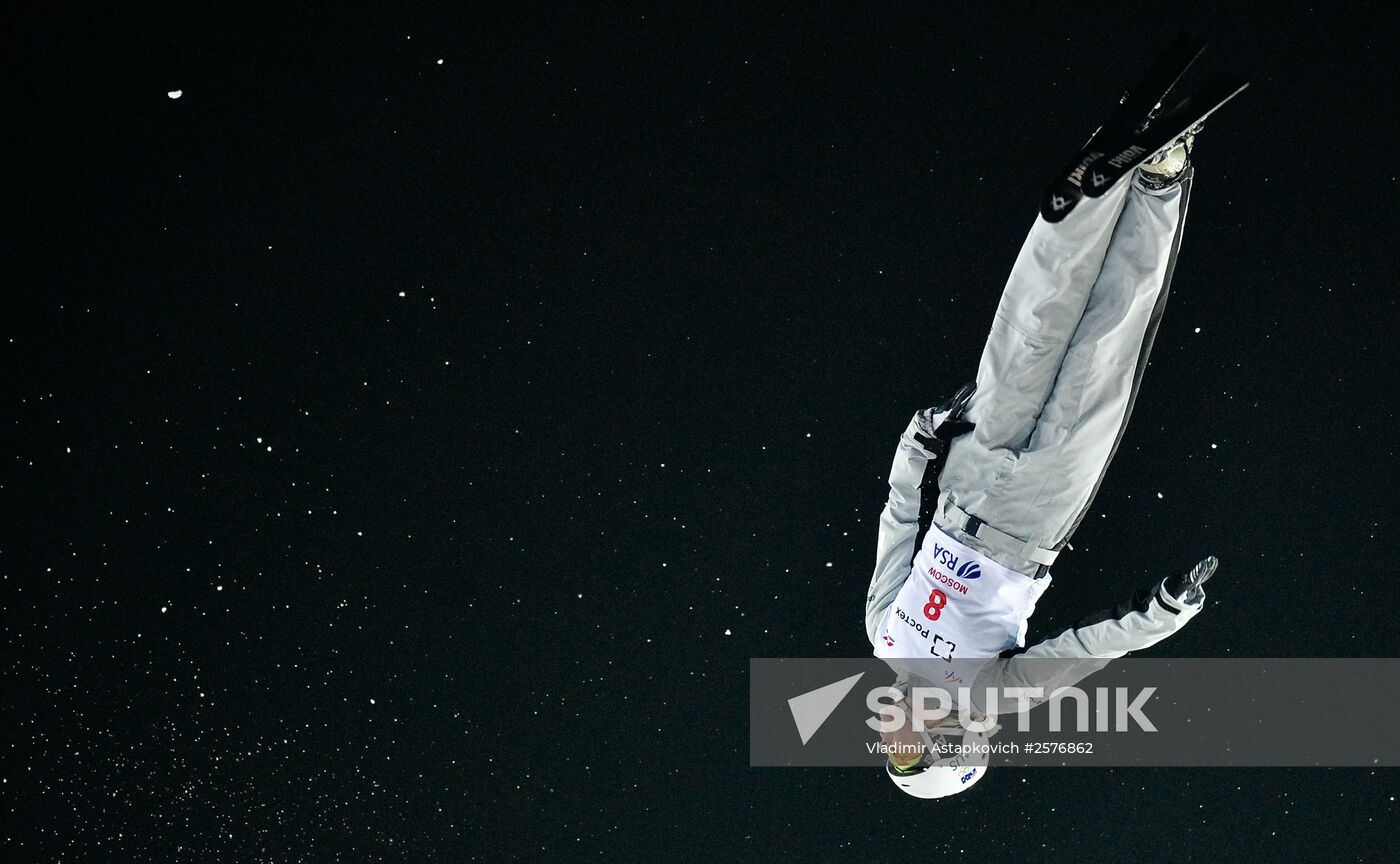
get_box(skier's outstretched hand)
[1163,555,1219,606]
[916,381,977,442]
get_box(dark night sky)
[5,3,1399,861]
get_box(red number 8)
[923,588,947,621]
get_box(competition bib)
[874,525,1051,662]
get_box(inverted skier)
[863,115,1225,798]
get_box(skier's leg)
[979,170,1192,549]
[937,184,1132,525]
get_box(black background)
[5,3,1398,861]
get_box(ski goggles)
[884,724,958,775]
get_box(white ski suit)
[866,170,1206,665]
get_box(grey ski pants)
[935,170,1193,575]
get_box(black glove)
[915,381,977,443]
[1162,556,1218,606]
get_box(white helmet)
[885,723,992,799]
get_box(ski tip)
[1039,190,1078,222]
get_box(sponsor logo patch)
[894,606,929,639]
[930,633,957,662]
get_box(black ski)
[1039,32,1206,223]
[1079,73,1250,198]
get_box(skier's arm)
[864,384,977,647]
[1015,583,1201,660]
[864,414,938,646]
[862,383,974,646]
[967,559,1218,717]
[1016,556,1216,660]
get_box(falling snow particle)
[1156,492,1164,499]
[160,606,168,613]
[436,59,444,65]
[1194,327,1201,333]
[724,629,731,636]
[167,90,182,99]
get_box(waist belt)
[943,502,1061,567]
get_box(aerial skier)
[863,35,1246,798]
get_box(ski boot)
[1137,123,1201,189]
